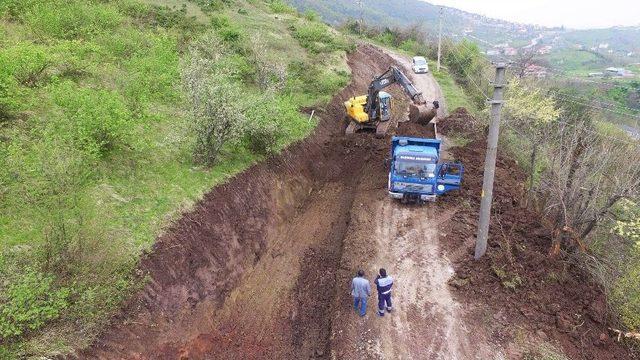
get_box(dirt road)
[326,50,498,360]
[384,50,447,117]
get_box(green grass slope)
[0,0,351,357]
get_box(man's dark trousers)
[378,292,392,315]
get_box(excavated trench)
[81,45,399,359]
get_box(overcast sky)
[429,0,640,29]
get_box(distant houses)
[524,64,548,78]
[604,67,635,77]
[588,67,635,78]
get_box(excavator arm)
[364,66,426,119]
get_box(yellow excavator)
[344,66,439,137]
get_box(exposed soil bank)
[79,44,397,359]
[437,108,637,359]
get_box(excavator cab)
[378,92,392,122]
[344,91,392,136]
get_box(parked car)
[412,56,429,73]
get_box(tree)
[539,111,640,255]
[503,79,560,203]
[512,48,538,79]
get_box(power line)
[548,91,640,120]
[439,37,492,101]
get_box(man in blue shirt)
[351,269,371,317]
[374,268,393,317]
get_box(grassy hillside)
[0,0,351,357]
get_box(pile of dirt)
[435,112,636,359]
[436,107,482,136]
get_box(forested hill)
[287,0,640,58]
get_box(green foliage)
[49,81,132,157]
[443,40,489,108]
[0,69,22,119]
[492,265,523,290]
[0,43,51,87]
[0,269,69,339]
[182,49,247,165]
[287,60,349,101]
[303,10,319,22]
[211,14,231,29]
[291,21,351,54]
[612,260,640,331]
[613,200,640,249]
[504,79,560,126]
[24,0,123,40]
[431,66,475,112]
[267,0,296,14]
[121,34,180,114]
[0,42,53,118]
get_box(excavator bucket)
[409,101,439,125]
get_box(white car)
[412,56,429,73]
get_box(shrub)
[244,94,285,154]
[244,120,280,155]
[291,22,334,53]
[0,70,22,119]
[0,42,52,118]
[211,14,231,29]
[0,269,70,339]
[50,81,132,157]
[24,0,123,40]
[612,262,640,331]
[121,34,180,114]
[268,0,295,14]
[304,10,319,22]
[0,43,51,87]
[182,57,246,165]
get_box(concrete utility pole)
[357,0,364,34]
[437,7,443,71]
[475,63,507,260]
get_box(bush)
[0,70,22,119]
[50,81,132,157]
[0,43,51,87]
[287,61,349,97]
[291,21,353,54]
[268,0,295,14]
[612,262,640,331]
[121,34,180,114]
[0,42,52,118]
[244,94,285,154]
[182,54,247,165]
[304,10,319,22]
[244,120,280,155]
[24,0,123,40]
[211,14,231,29]
[0,269,70,339]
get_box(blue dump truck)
[388,136,463,202]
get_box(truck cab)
[388,137,463,202]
